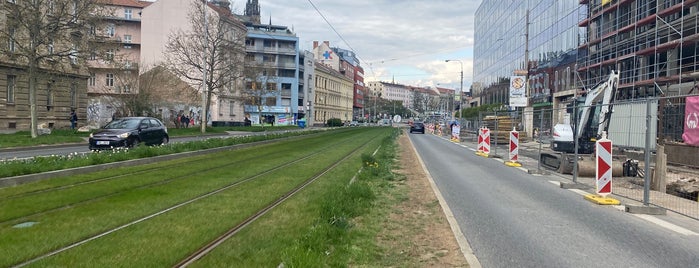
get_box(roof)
[106,0,150,8]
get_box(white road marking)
[633,214,699,236]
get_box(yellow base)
[584,194,620,205]
[475,151,489,157]
[450,138,460,142]
[504,161,522,167]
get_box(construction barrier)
[585,132,620,205]
[476,127,490,157]
[451,125,461,142]
[505,127,521,167]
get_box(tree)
[241,64,279,126]
[0,0,107,137]
[164,0,246,133]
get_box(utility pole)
[445,59,463,121]
[200,1,209,134]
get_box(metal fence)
[460,95,699,220]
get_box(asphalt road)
[408,133,699,267]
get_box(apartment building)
[141,0,247,126]
[313,61,354,124]
[0,0,95,131]
[87,0,150,127]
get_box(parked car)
[89,117,169,150]
[349,121,359,127]
[410,122,425,134]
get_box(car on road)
[409,122,425,134]
[89,117,169,150]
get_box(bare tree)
[241,64,279,125]
[164,1,246,133]
[0,0,107,137]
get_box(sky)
[244,0,483,92]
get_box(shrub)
[326,118,343,127]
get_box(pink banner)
[683,96,699,146]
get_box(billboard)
[683,96,699,146]
[509,76,528,107]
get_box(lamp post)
[445,59,463,122]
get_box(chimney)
[313,41,319,48]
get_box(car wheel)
[129,139,141,148]
[161,136,169,145]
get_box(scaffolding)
[577,0,699,99]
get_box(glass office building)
[473,0,585,106]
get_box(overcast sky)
[244,0,483,91]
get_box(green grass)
[1,128,389,267]
[0,126,301,149]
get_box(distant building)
[312,41,353,124]
[87,0,152,127]
[239,3,300,126]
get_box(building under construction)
[577,0,699,98]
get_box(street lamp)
[445,59,463,122]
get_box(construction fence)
[459,94,699,220]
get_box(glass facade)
[473,0,585,105]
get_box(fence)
[459,95,699,220]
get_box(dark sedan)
[89,117,169,150]
[410,122,425,134]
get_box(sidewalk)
[435,130,699,221]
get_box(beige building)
[313,63,353,125]
[140,0,247,125]
[0,0,92,131]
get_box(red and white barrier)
[476,127,490,157]
[505,127,521,167]
[596,132,613,196]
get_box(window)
[46,83,54,108]
[48,39,54,54]
[106,49,115,60]
[123,35,132,44]
[229,100,235,115]
[69,44,78,64]
[263,55,275,63]
[89,50,96,60]
[88,72,96,86]
[106,24,115,37]
[263,40,273,47]
[8,28,15,52]
[122,84,131,93]
[70,83,77,108]
[7,75,16,104]
[106,73,114,87]
[89,25,96,36]
[245,39,255,46]
[124,9,133,19]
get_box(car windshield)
[104,118,141,129]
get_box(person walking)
[69,109,78,130]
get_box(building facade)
[87,0,151,127]
[0,0,94,131]
[313,62,354,124]
[578,0,699,99]
[141,0,247,126]
[473,0,584,135]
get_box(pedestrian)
[184,115,190,128]
[69,109,78,130]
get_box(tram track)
[0,132,359,225]
[173,134,377,267]
[5,129,384,267]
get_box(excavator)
[540,70,628,175]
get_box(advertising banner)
[509,76,527,107]
[683,96,699,146]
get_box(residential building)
[87,0,151,127]
[331,46,366,120]
[0,0,93,131]
[239,2,300,126]
[299,50,315,125]
[313,62,354,124]
[140,0,247,126]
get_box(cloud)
[259,0,481,87]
